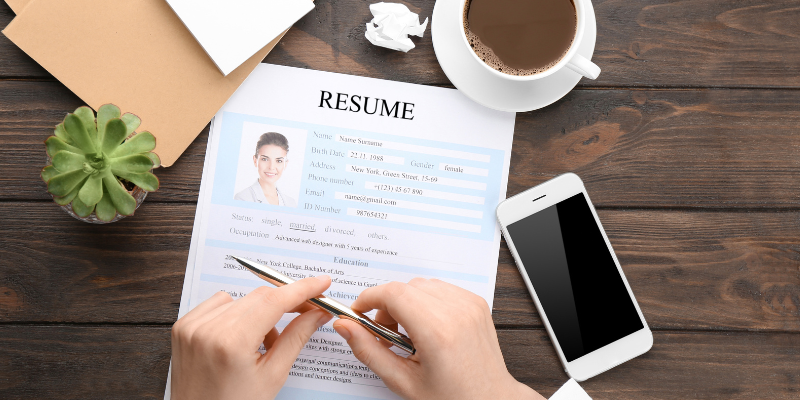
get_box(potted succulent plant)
[41,104,160,223]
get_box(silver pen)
[232,256,416,354]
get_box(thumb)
[265,309,332,375]
[333,319,413,392]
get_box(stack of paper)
[2,0,313,167]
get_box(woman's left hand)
[170,275,333,400]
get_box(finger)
[264,309,333,374]
[409,278,487,309]
[173,294,234,345]
[350,282,437,334]
[287,302,318,314]
[263,327,280,351]
[333,319,413,390]
[179,291,233,324]
[407,278,447,301]
[269,275,331,313]
[286,286,357,313]
[371,310,398,348]
[179,301,235,341]
[234,276,332,345]
[374,309,398,329]
[407,278,462,302]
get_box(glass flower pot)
[55,184,148,224]
[45,151,150,224]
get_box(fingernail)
[334,324,352,340]
[315,275,331,283]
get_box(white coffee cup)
[459,0,601,81]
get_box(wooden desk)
[1,0,798,398]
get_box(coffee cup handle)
[566,54,601,80]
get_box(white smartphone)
[496,173,652,381]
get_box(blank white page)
[166,0,314,75]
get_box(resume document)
[168,64,516,399]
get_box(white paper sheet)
[365,2,428,52]
[165,0,314,76]
[166,64,516,399]
[550,379,592,400]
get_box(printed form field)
[332,133,491,234]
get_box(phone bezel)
[496,173,653,381]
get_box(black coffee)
[464,0,577,76]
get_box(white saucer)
[431,0,598,112]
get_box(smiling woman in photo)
[234,132,297,207]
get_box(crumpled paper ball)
[365,2,429,52]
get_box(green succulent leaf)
[110,154,153,173]
[74,106,98,141]
[53,185,80,206]
[120,113,141,135]
[78,175,103,207]
[47,169,88,197]
[41,165,60,182]
[96,104,121,145]
[52,150,85,172]
[46,136,84,158]
[95,188,117,222]
[63,113,96,153]
[110,131,156,157]
[113,171,159,192]
[103,174,136,216]
[102,119,129,155]
[145,152,161,168]
[47,104,159,215]
[71,195,95,218]
[54,123,73,145]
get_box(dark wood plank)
[0,202,190,324]
[0,201,390,322]
[3,0,800,88]
[2,202,798,333]
[500,329,800,399]
[591,0,800,88]
[508,88,800,208]
[3,81,800,208]
[0,325,170,399]
[0,325,796,399]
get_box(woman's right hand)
[332,279,545,400]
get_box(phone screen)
[506,193,644,362]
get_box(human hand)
[170,275,333,400]
[332,279,545,400]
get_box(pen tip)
[231,256,258,273]
[231,257,270,281]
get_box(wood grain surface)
[2,81,799,208]
[0,327,797,399]
[1,0,799,398]
[3,0,800,87]
[2,202,797,333]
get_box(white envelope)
[165,0,314,76]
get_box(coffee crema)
[464,0,577,76]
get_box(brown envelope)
[3,0,289,167]
[4,0,26,14]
